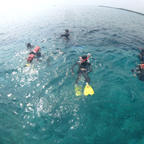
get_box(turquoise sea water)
[1,6,144,144]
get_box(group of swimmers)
[25,29,94,96]
[25,29,144,95]
[26,29,70,63]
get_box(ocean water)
[1,6,144,144]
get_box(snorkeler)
[26,43,34,49]
[72,54,92,84]
[61,29,70,40]
[26,46,41,66]
[131,63,144,81]
[71,53,94,96]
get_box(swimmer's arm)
[131,65,140,76]
[61,34,68,37]
[89,64,92,72]
[71,62,78,74]
[87,63,92,72]
[61,33,69,38]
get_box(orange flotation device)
[140,64,144,69]
[27,46,40,63]
[33,46,40,53]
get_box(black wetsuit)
[27,43,34,49]
[72,61,92,84]
[29,51,41,58]
[61,32,70,40]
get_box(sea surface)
[1,6,144,144]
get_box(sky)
[0,0,144,23]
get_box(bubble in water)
[7,93,12,97]
[20,103,23,108]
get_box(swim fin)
[84,83,94,96]
[75,84,82,96]
[25,63,31,67]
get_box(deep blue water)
[1,6,144,144]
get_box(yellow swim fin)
[84,83,94,96]
[25,63,31,67]
[75,84,82,96]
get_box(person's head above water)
[65,29,69,33]
[79,53,91,63]
[27,43,31,47]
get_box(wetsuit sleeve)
[61,34,65,37]
[61,34,68,37]
[61,33,69,38]
[88,63,92,72]
[71,62,78,73]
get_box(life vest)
[140,64,144,69]
[33,46,40,53]
[27,46,40,62]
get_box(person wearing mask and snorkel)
[71,53,94,96]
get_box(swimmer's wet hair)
[82,55,87,60]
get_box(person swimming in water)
[71,53,94,96]
[132,63,144,81]
[26,43,34,49]
[71,53,92,84]
[27,46,41,64]
[61,29,70,40]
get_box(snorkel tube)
[80,53,91,63]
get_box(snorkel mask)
[79,53,91,63]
